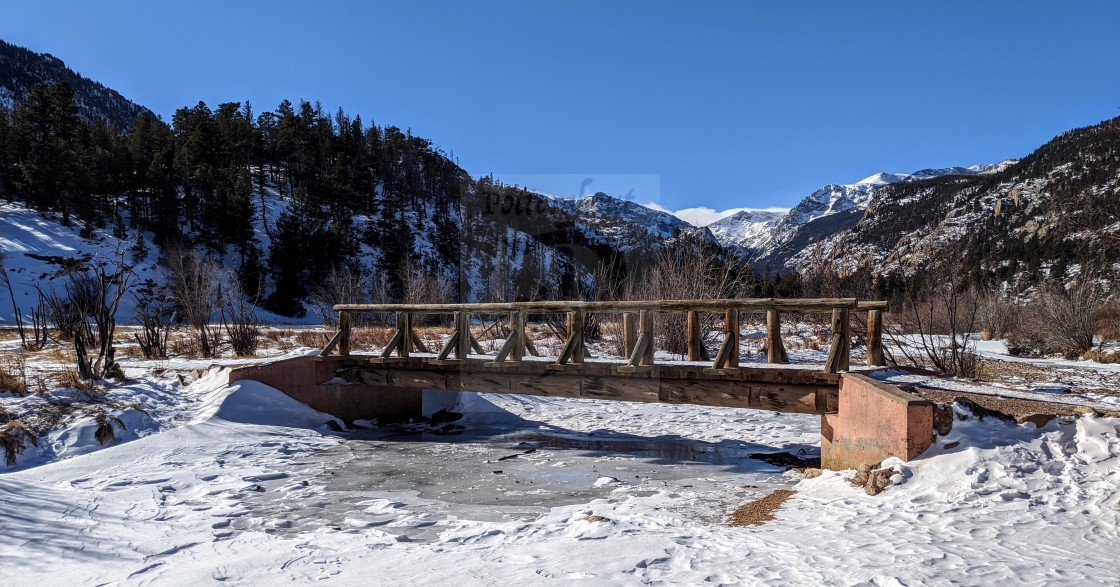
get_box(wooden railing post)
[867,309,884,366]
[641,309,654,366]
[571,309,585,364]
[622,312,636,359]
[825,308,851,373]
[338,310,351,357]
[511,310,525,361]
[456,310,470,359]
[766,309,788,363]
[687,310,707,361]
[396,311,411,359]
[725,308,739,368]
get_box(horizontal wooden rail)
[324,298,889,373]
[334,297,865,315]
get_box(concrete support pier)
[821,374,934,470]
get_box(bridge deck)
[324,355,841,415]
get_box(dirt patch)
[727,489,796,527]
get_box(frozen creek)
[233,422,804,543]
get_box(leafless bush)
[133,281,174,359]
[1,254,49,350]
[398,259,452,327]
[639,233,748,357]
[888,270,981,378]
[977,292,1019,341]
[1095,302,1120,343]
[221,276,262,357]
[1013,281,1107,358]
[38,254,134,380]
[310,266,369,327]
[163,245,221,357]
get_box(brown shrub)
[93,412,125,446]
[0,422,38,466]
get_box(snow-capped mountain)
[705,210,785,255]
[551,192,693,247]
[815,117,1120,286]
[716,163,1017,270]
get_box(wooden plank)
[557,329,578,365]
[583,376,659,403]
[380,330,403,359]
[627,333,650,367]
[766,309,788,364]
[492,330,519,363]
[713,336,734,369]
[524,335,541,357]
[856,301,889,310]
[514,375,583,397]
[866,309,884,367]
[459,372,513,394]
[661,380,753,409]
[320,328,345,356]
[754,386,820,414]
[410,328,429,353]
[437,330,460,361]
[470,333,486,355]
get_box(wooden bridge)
[228,298,934,470]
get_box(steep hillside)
[818,116,1120,290]
[729,164,1013,271]
[0,39,151,127]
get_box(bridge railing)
[322,298,887,373]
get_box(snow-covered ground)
[1,340,1118,584]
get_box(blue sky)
[3,1,1118,223]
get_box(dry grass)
[1082,349,1120,364]
[294,330,329,348]
[727,489,797,527]
[168,333,203,358]
[350,326,396,350]
[0,366,27,395]
[0,329,23,342]
[44,348,75,364]
[56,369,99,392]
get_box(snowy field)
[1,345,1118,585]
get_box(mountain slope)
[550,192,693,248]
[0,39,151,127]
[729,164,1015,271]
[817,117,1120,288]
